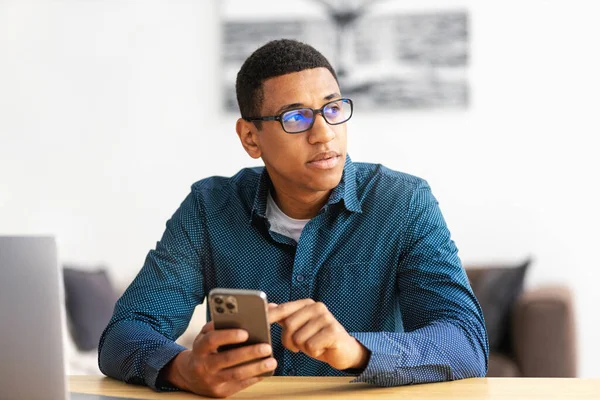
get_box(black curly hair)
[235,39,338,127]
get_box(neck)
[271,188,330,220]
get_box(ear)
[236,118,261,159]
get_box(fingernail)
[264,358,277,369]
[259,344,272,355]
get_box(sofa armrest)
[512,286,577,377]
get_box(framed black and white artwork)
[221,0,470,113]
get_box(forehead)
[260,68,340,113]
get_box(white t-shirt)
[266,192,310,242]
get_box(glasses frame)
[243,98,353,134]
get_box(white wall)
[1,0,599,377]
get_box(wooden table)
[69,375,600,399]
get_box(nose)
[307,112,335,145]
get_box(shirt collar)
[250,154,362,223]
[327,155,362,213]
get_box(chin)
[307,170,344,192]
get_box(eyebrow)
[274,92,341,115]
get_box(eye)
[327,101,343,110]
[283,109,310,123]
[284,113,304,122]
[325,103,342,117]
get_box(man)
[99,39,488,398]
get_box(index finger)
[200,320,215,334]
[268,299,315,324]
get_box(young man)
[99,39,488,398]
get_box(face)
[236,67,348,199]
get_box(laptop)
[0,236,129,400]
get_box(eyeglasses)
[243,98,353,134]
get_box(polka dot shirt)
[98,156,489,391]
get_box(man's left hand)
[268,299,370,371]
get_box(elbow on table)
[472,353,488,378]
[96,324,130,382]
[450,351,487,381]
[463,334,489,379]
[97,333,116,379]
[452,322,489,380]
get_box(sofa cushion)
[465,258,530,354]
[63,266,117,351]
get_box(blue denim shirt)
[99,156,488,390]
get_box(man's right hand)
[162,321,277,398]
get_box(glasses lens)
[282,109,313,133]
[323,99,352,124]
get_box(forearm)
[349,321,488,386]
[98,319,186,391]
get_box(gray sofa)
[487,285,577,377]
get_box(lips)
[309,151,341,163]
[307,151,342,170]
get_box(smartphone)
[208,288,273,375]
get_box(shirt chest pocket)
[314,261,395,301]
[318,262,380,286]
[313,261,395,331]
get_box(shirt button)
[286,368,296,375]
[295,274,305,283]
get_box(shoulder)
[353,162,430,195]
[190,167,262,191]
[350,162,436,218]
[189,166,263,204]
[352,162,438,225]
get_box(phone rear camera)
[216,306,225,314]
[226,302,235,310]
[214,297,224,304]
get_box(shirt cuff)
[348,332,411,386]
[144,341,187,391]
